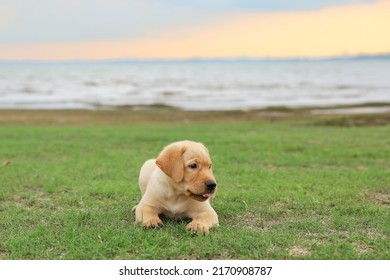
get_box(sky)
[0,0,389,60]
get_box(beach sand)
[0,105,390,126]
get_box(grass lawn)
[0,110,389,259]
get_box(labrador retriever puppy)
[134,140,218,233]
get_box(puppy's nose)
[205,180,217,191]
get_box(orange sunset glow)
[0,0,389,60]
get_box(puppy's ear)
[156,144,186,183]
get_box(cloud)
[0,0,190,43]
[162,0,376,12]
[0,4,15,28]
[0,0,388,60]
[166,0,390,58]
[0,0,218,43]
[0,0,377,43]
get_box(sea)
[0,57,389,111]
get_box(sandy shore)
[1,104,390,126]
[0,108,274,125]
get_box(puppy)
[134,140,218,233]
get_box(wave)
[0,60,389,110]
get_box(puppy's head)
[156,140,217,202]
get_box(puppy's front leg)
[187,210,218,234]
[135,204,163,228]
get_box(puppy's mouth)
[189,192,215,202]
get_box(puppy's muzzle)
[205,180,217,192]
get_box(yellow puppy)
[134,140,218,233]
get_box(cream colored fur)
[134,140,218,233]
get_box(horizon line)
[1,53,390,64]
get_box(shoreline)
[1,103,390,126]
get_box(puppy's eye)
[209,164,212,169]
[189,163,198,169]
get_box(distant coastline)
[1,53,390,64]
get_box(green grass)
[0,119,389,259]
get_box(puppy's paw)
[143,217,164,229]
[186,221,210,234]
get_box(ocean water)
[0,59,389,110]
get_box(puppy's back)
[138,159,157,196]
